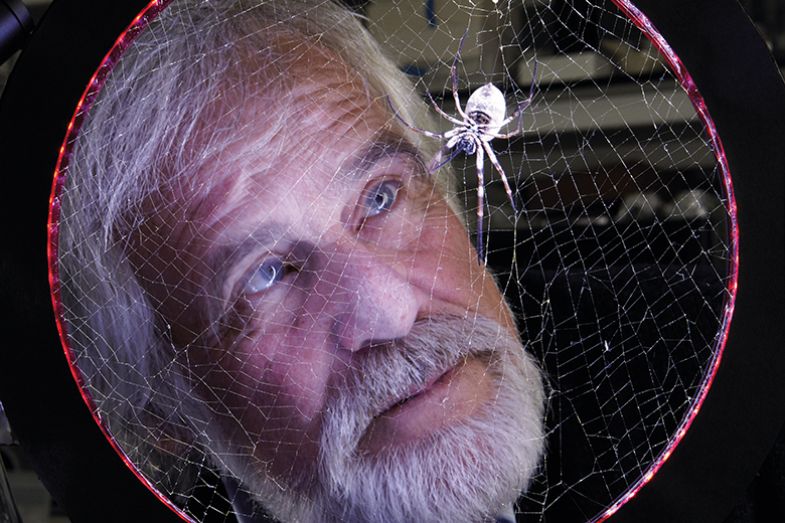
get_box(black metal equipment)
[0,0,32,64]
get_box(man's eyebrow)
[341,132,426,181]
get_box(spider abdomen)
[465,83,506,135]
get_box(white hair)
[57,0,444,505]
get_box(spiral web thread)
[51,0,734,521]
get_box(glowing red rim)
[44,0,190,521]
[596,1,739,521]
[45,1,739,522]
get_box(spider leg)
[451,30,470,121]
[493,111,532,139]
[387,96,445,139]
[425,91,465,126]
[482,140,518,215]
[444,132,463,148]
[429,144,464,173]
[475,139,487,262]
[494,59,540,139]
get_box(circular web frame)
[47,6,184,520]
[591,2,738,519]
[43,1,739,521]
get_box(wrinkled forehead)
[183,38,393,226]
[269,50,387,178]
[243,34,383,147]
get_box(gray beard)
[216,315,545,523]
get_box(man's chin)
[229,316,546,523]
[308,323,545,523]
[313,374,544,523]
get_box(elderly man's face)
[131,41,543,521]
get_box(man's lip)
[378,363,458,417]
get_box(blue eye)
[364,180,401,218]
[244,257,286,294]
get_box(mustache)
[320,314,520,447]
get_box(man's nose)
[312,243,420,353]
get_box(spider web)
[50,0,735,522]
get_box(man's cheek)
[225,316,338,425]
[224,334,335,473]
[202,349,325,474]
[408,213,475,288]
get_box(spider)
[389,33,538,262]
